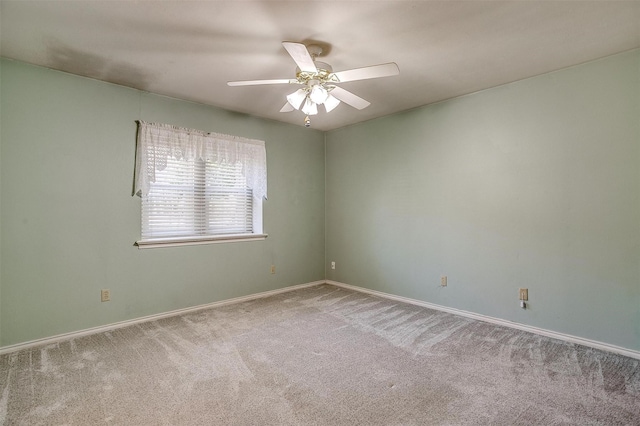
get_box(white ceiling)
[1,1,639,131]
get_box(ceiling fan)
[227,42,399,127]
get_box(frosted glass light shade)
[323,94,340,112]
[301,98,318,115]
[286,89,307,110]
[309,84,329,104]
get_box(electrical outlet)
[519,288,528,301]
[440,276,447,287]
[331,261,336,270]
[101,289,110,302]
[270,265,276,274]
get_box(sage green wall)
[0,59,325,347]
[2,51,639,353]
[325,50,640,351]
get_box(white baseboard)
[4,279,638,361]
[326,280,640,361]
[0,280,324,355]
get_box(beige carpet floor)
[1,283,639,425]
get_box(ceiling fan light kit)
[301,97,318,116]
[309,84,329,104]
[323,94,340,113]
[228,42,399,128]
[286,89,307,110]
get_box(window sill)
[135,234,268,249]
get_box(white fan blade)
[330,86,370,110]
[228,79,295,86]
[282,42,317,73]
[280,103,295,113]
[332,63,399,83]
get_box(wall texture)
[0,59,325,347]
[325,50,640,351]
[2,50,639,353]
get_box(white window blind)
[134,121,267,247]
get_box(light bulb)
[304,116,311,127]
[323,94,340,113]
[309,84,329,104]
[286,89,307,110]
[301,97,318,115]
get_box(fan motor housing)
[296,61,335,85]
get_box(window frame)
[134,121,267,249]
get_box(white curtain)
[134,121,267,199]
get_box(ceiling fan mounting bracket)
[306,44,323,59]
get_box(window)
[133,121,267,248]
